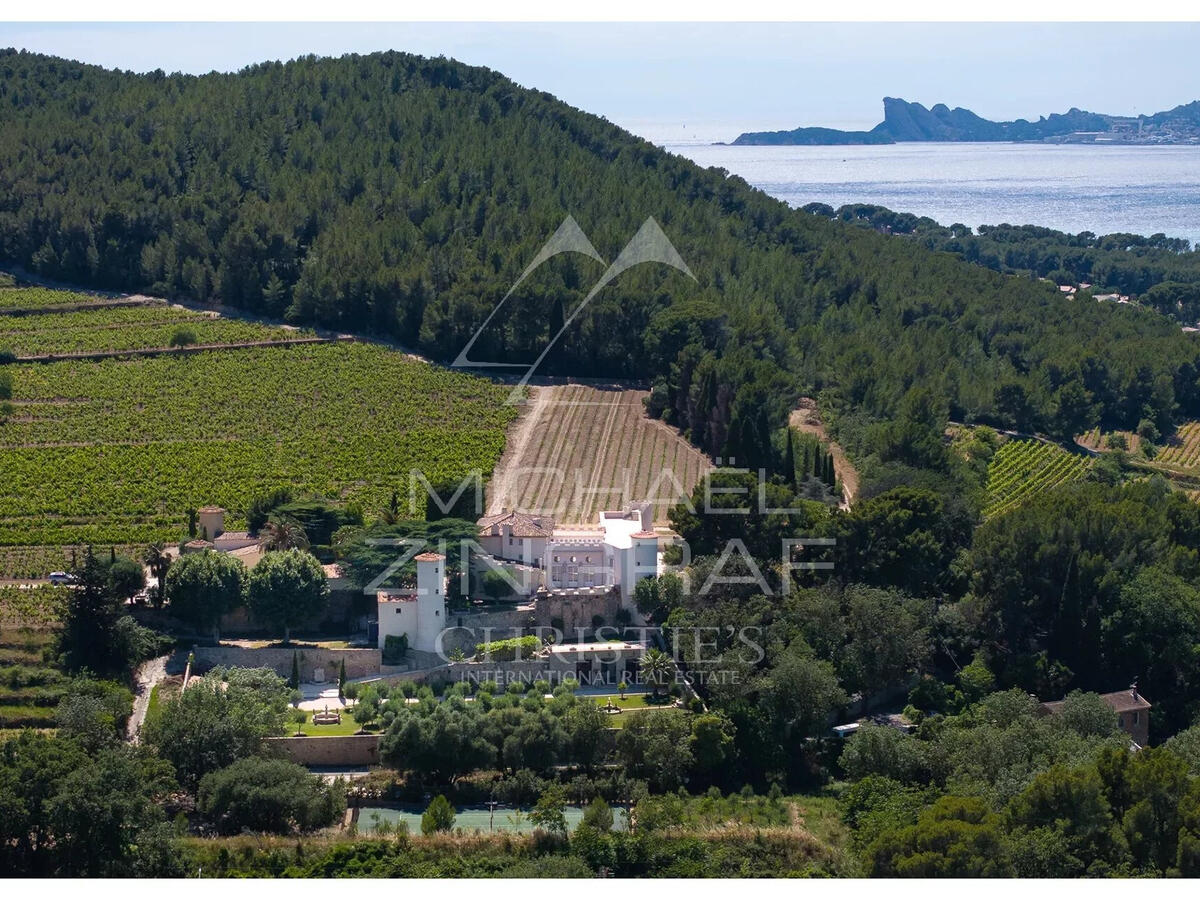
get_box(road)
[127,653,169,742]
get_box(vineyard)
[488,383,712,525]
[1153,421,1200,469]
[983,439,1092,519]
[0,289,518,578]
[0,622,64,732]
[0,286,113,310]
[0,295,309,357]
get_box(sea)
[664,141,1200,246]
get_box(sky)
[1,22,1197,143]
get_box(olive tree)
[165,550,247,641]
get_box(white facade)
[197,505,225,541]
[476,503,659,608]
[377,552,447,654]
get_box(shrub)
[383,633,409,664]
[474,635,540,661]
[480,568,513,600]
[421,794,456,834]
[581,796,614,832]
[197,757,345,834]
[168,326,198,348]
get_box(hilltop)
[3,49,1200,500]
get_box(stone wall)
[437,589,618,657]
[192,645,381,682]
[533,589,621,634]
[266,734,381,766]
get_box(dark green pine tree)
[784,429,796,488]
[262,272,288,316]
[548,297,565,369]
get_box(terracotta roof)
[197,505,225,513]
[477,510,554,538]
[378,592,417,603]
[1042,686,1151,715]
[632,531,657,539]
[183,539,214,550]
[414,552,444,562]
[1100,688,1151,714]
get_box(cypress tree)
[338,657,347,699]
[290,650,300,689]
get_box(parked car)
[47,571,79,585]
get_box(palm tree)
[142,542,171,609]
[258,515,310,552]
[640,648,674,700]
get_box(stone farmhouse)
[1042,683,1152,747]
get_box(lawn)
[591,692,674,710]
[590,693,682,729]
[291,713,381,737]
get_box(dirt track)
[789,399,859,510]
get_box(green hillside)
[2,49,1200,491]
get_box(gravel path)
[127,653,169,742]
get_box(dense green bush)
[198,756,345,834]
[474,635,540,662]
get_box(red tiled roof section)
[414,552,444,562]
[476,510,554,538]
[632,531,657,539]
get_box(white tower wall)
[414,553,446,653]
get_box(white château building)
[476,502,659,607]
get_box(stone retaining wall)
[192,645,381,682]
[266,734,381,766]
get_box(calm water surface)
[667,142,1200,244]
